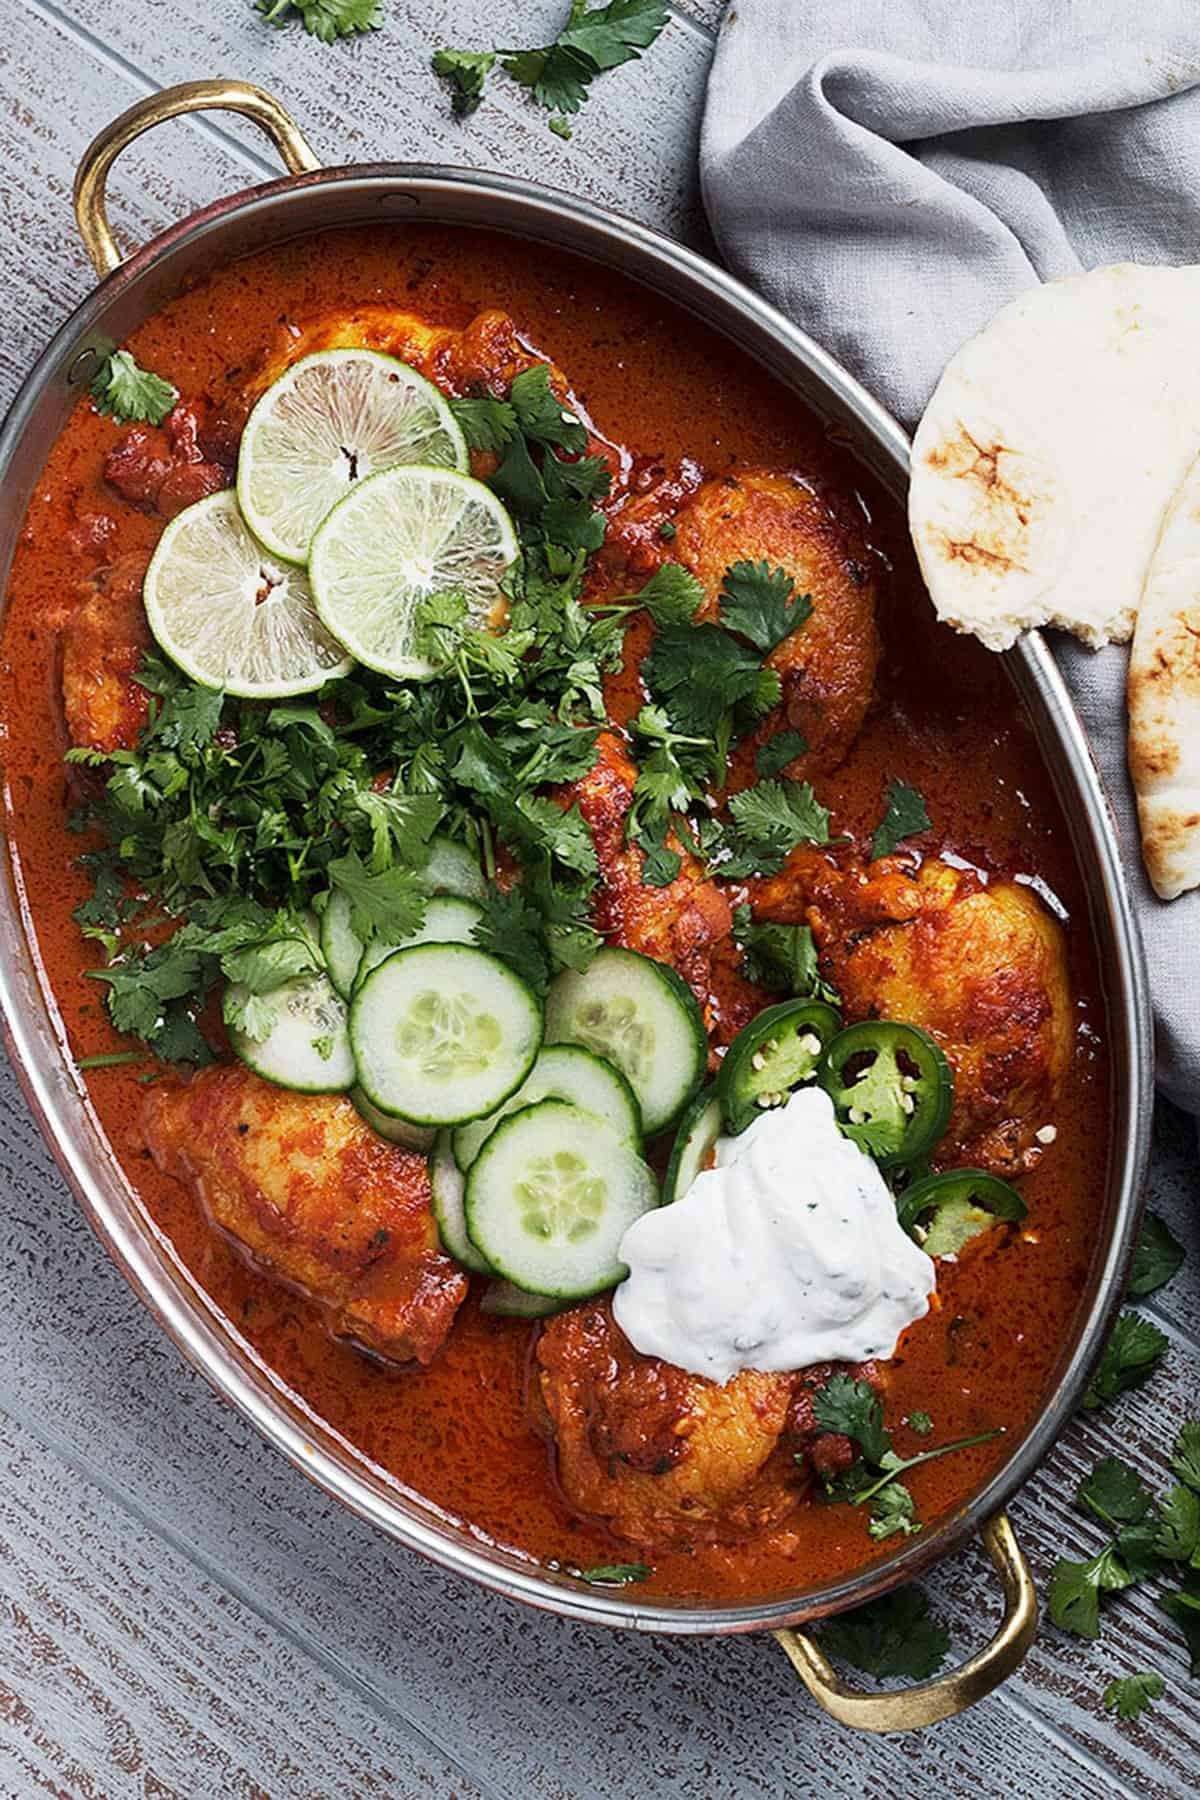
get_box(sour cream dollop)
[613,1086,936,1385]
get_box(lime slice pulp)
[237,349,468,564]
[143,489,354,697]
[308,466,520,681]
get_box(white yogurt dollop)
[613,1086,936,1384]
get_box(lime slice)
[237,349,468,564]
[144,489,354,697]
[308,466,520,680]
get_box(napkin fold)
[700,0,1200,1112]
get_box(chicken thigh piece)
[562,731,732,1024]
[754,854,1072,1174]
[61,551,152,754]
[670,470,881,777]
[143,1065,467,1363]
[533,1303,881,1549]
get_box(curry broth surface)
[1,225,1107,1603]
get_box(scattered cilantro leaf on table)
[90,350,178,427]
[434,1,671,127]
[718,559,812,654]
[1128,1211,1186,1297]
[1159,1574,1200,1673]
[1154,1483,1200,1565]
[1082,1312,1169,1410]
[1171,1420,1200,1492]
[1077,1457,1155,1532]
[1102,1672,1165,1720]
[1049,1544,1139,1640]
[869,777,931,861]
[255,0,383,41]
[817,1586,950,1681]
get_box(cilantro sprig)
[869,777,930,862]
[810,1374,1002,1541]
[434,1,670,128]
[254,0,383,41]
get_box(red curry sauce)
[0,225,1108,1603]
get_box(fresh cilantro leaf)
[908,1411,934,1436]
[543,495,606,553]
[870,778,931,861]
[353,790,443,870]
[525,866,602,974]
[755,730,809,779]
[577,1562,652,1586]
[1128,1211,1185,1298]
[1078,1457,1155,1530]
[813,1373,891,1466]
[718,559,812,654]
[503,44,592,115]
[431,47,497,115]
[729,903,836,1001]
[549,115,573,139]
[265,703,335,745]
[1159,1574,1200,1673]
[471,887,552,996]
[868,1482,919,1540]
[1155,1485,1200,1564]
[509,366,588,454]
[490,432,547,516]
[143,678,225,754]
[642,622,768,741]
[449,392,516,450]
[630,823,682,888]
[512,794,597,877]
[328,849,426,943]
[1113,1518,1163,1583]
[151,1004,214,1065]
[542,450,611,504]
[89,349,178,426]
[1083,1312,1169,1410]
[604,562,706,627]
[1171,1420,1200,1493]
[1048,1544,1137,1640]
[1102,1672,1165,1721]
[256,0,382,42]
[722,778,832,877]
[817,1586,950,1681]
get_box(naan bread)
[1128,449,1200,900]
[909,262,1200,653]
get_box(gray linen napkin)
[700,0,1200,1112]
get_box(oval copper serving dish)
[0,81,1153,1733]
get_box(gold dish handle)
[773,1512,1037,1733]
[74,79,320,278]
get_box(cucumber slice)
[320,851,485,999]
[424,834,487,903]
[350,943,542,1125]
[321,889,366,1000]
[452,1044,641,1171]
[465,1098,658,1299]
[356,896,483,987]
[228,972,354,1092]
[351,1086,435,1152]
[430,1131,494,1273]
[662,1087,723,1205]
[480,1279,566,1319]
[545,948,706,1136]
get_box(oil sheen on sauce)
[0,225,1109,1605]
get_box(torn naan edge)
[1129,448,1200,900]
[909,263,1200,653]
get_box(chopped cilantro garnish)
[449,391,516,450]
[431,48,496,114]
[729,903,836,1002]
[1078,1457,1155,1531]
[255,0,382,41]
[817,1586,950,1680]
[719,778,832,878]
[755,730,809,779]
[718,558,812,654]
[1102,1672,1165,1720]
[1048,1544,1140,1640]
[1155,1484,1200,1564]
[869,777,930,861]
[89,350,178,426]
[577,1562,651,1586]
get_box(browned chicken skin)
[562,730,732,1026]
[534,1303,882,1549]
[754,853,1072,1174]
[671,470,881,779]
[61,551,152,754]
[143,1065,467,1363]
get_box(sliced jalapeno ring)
[896,1167,1027,1256]
[817,1020,953,1169]
[717,998,842,1135]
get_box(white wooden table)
[0,5,1197,1794]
